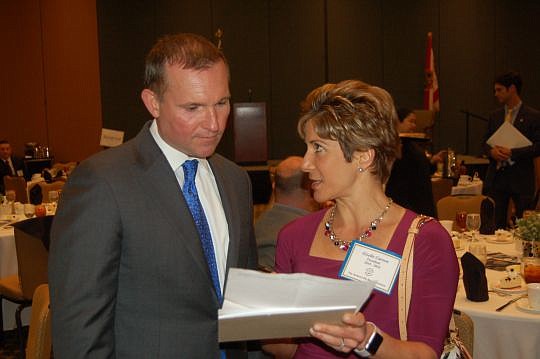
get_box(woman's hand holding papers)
[309,312,371,354]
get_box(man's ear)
[141,89,160,118]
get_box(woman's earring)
[357,167,364,173]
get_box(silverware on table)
[495,294,527,312]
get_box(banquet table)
[454,239,540,359]
[451,179,483,196]
[0,217,32,330]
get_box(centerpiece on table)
[516,213,539,257]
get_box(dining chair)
[38,181,65,203]
[3,176,28,203]
[431,178,453,215]
[0,216,52,354]
[436,195,487,227]
[25,284,51,359]
[453,309,474,356]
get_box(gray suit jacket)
[49,122,257,358]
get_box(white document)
[486,121,532,149]
[218,268,374,342]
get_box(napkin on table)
[461,252,489,302]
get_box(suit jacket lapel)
[132,123,212,283]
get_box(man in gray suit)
[49,33,258,358]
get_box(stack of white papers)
[486,121,532,148]
[218,268,374,342]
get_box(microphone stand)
[460,109,488,154]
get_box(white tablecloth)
[451,180,483,195]
[454,241,540,359]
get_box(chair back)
[436,195,486,225]
[38,181,65,203]
[431,178,453,214]
[13,216,53,299]
[3,175,28,203]
[453,310,474,356]
[26,284,52,359]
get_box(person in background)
[385,108,442,217]
[255,156,319,270]
[0,140,25,194]
[265,80,458,358]
[48,33,257,358]
[483,71,540,228]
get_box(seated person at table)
[264,80,458,359]
[255,156,319,270]
[385,108,443,217]
[0,140,25,194]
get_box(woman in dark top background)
[385,108,442,217]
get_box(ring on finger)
[338,337,346,350]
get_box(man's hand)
[490,145,511,161]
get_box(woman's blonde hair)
[298,80,400,183]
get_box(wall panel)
[0,1,47,157]
[439,0,495,155]
[327,0,383,85]
[212,0,271,160]
[269,0,326,159]
[41,0,102,162]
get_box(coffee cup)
[458,175,472,185]
[527,283,540,310]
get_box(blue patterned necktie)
[182,159,223,304]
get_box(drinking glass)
[5,190,16,203]
[455,211,467,233]
[469,241,487,264]
[34,204,47,217]
[23,204,35,218]
[466,213,481,241]
[522,257,540,284]
[5,190,16,215]
[48,190,59,204]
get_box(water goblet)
[5,190,16,215]
[466,213,481,241]
[48,190,59,204]
[5,190,16,203]
[455,211,467,233]
[24,204,35,219]
[469,241,487,264]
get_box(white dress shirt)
[149,120,229,293]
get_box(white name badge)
[339,240,401,295]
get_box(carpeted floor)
[0,327,27,359]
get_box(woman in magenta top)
[264,80,458,359]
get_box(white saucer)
[491,282,527,295]
[483,235,513,244]
[515,298,540,314]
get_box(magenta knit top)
[275,209,459,358]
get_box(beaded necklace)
[324,198,393,251]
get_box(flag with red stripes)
[424,32,439,111]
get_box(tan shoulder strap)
[398,215,432,341]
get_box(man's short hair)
[495,71,522,94]
[0,140,9,145]
[144,33,228,100]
